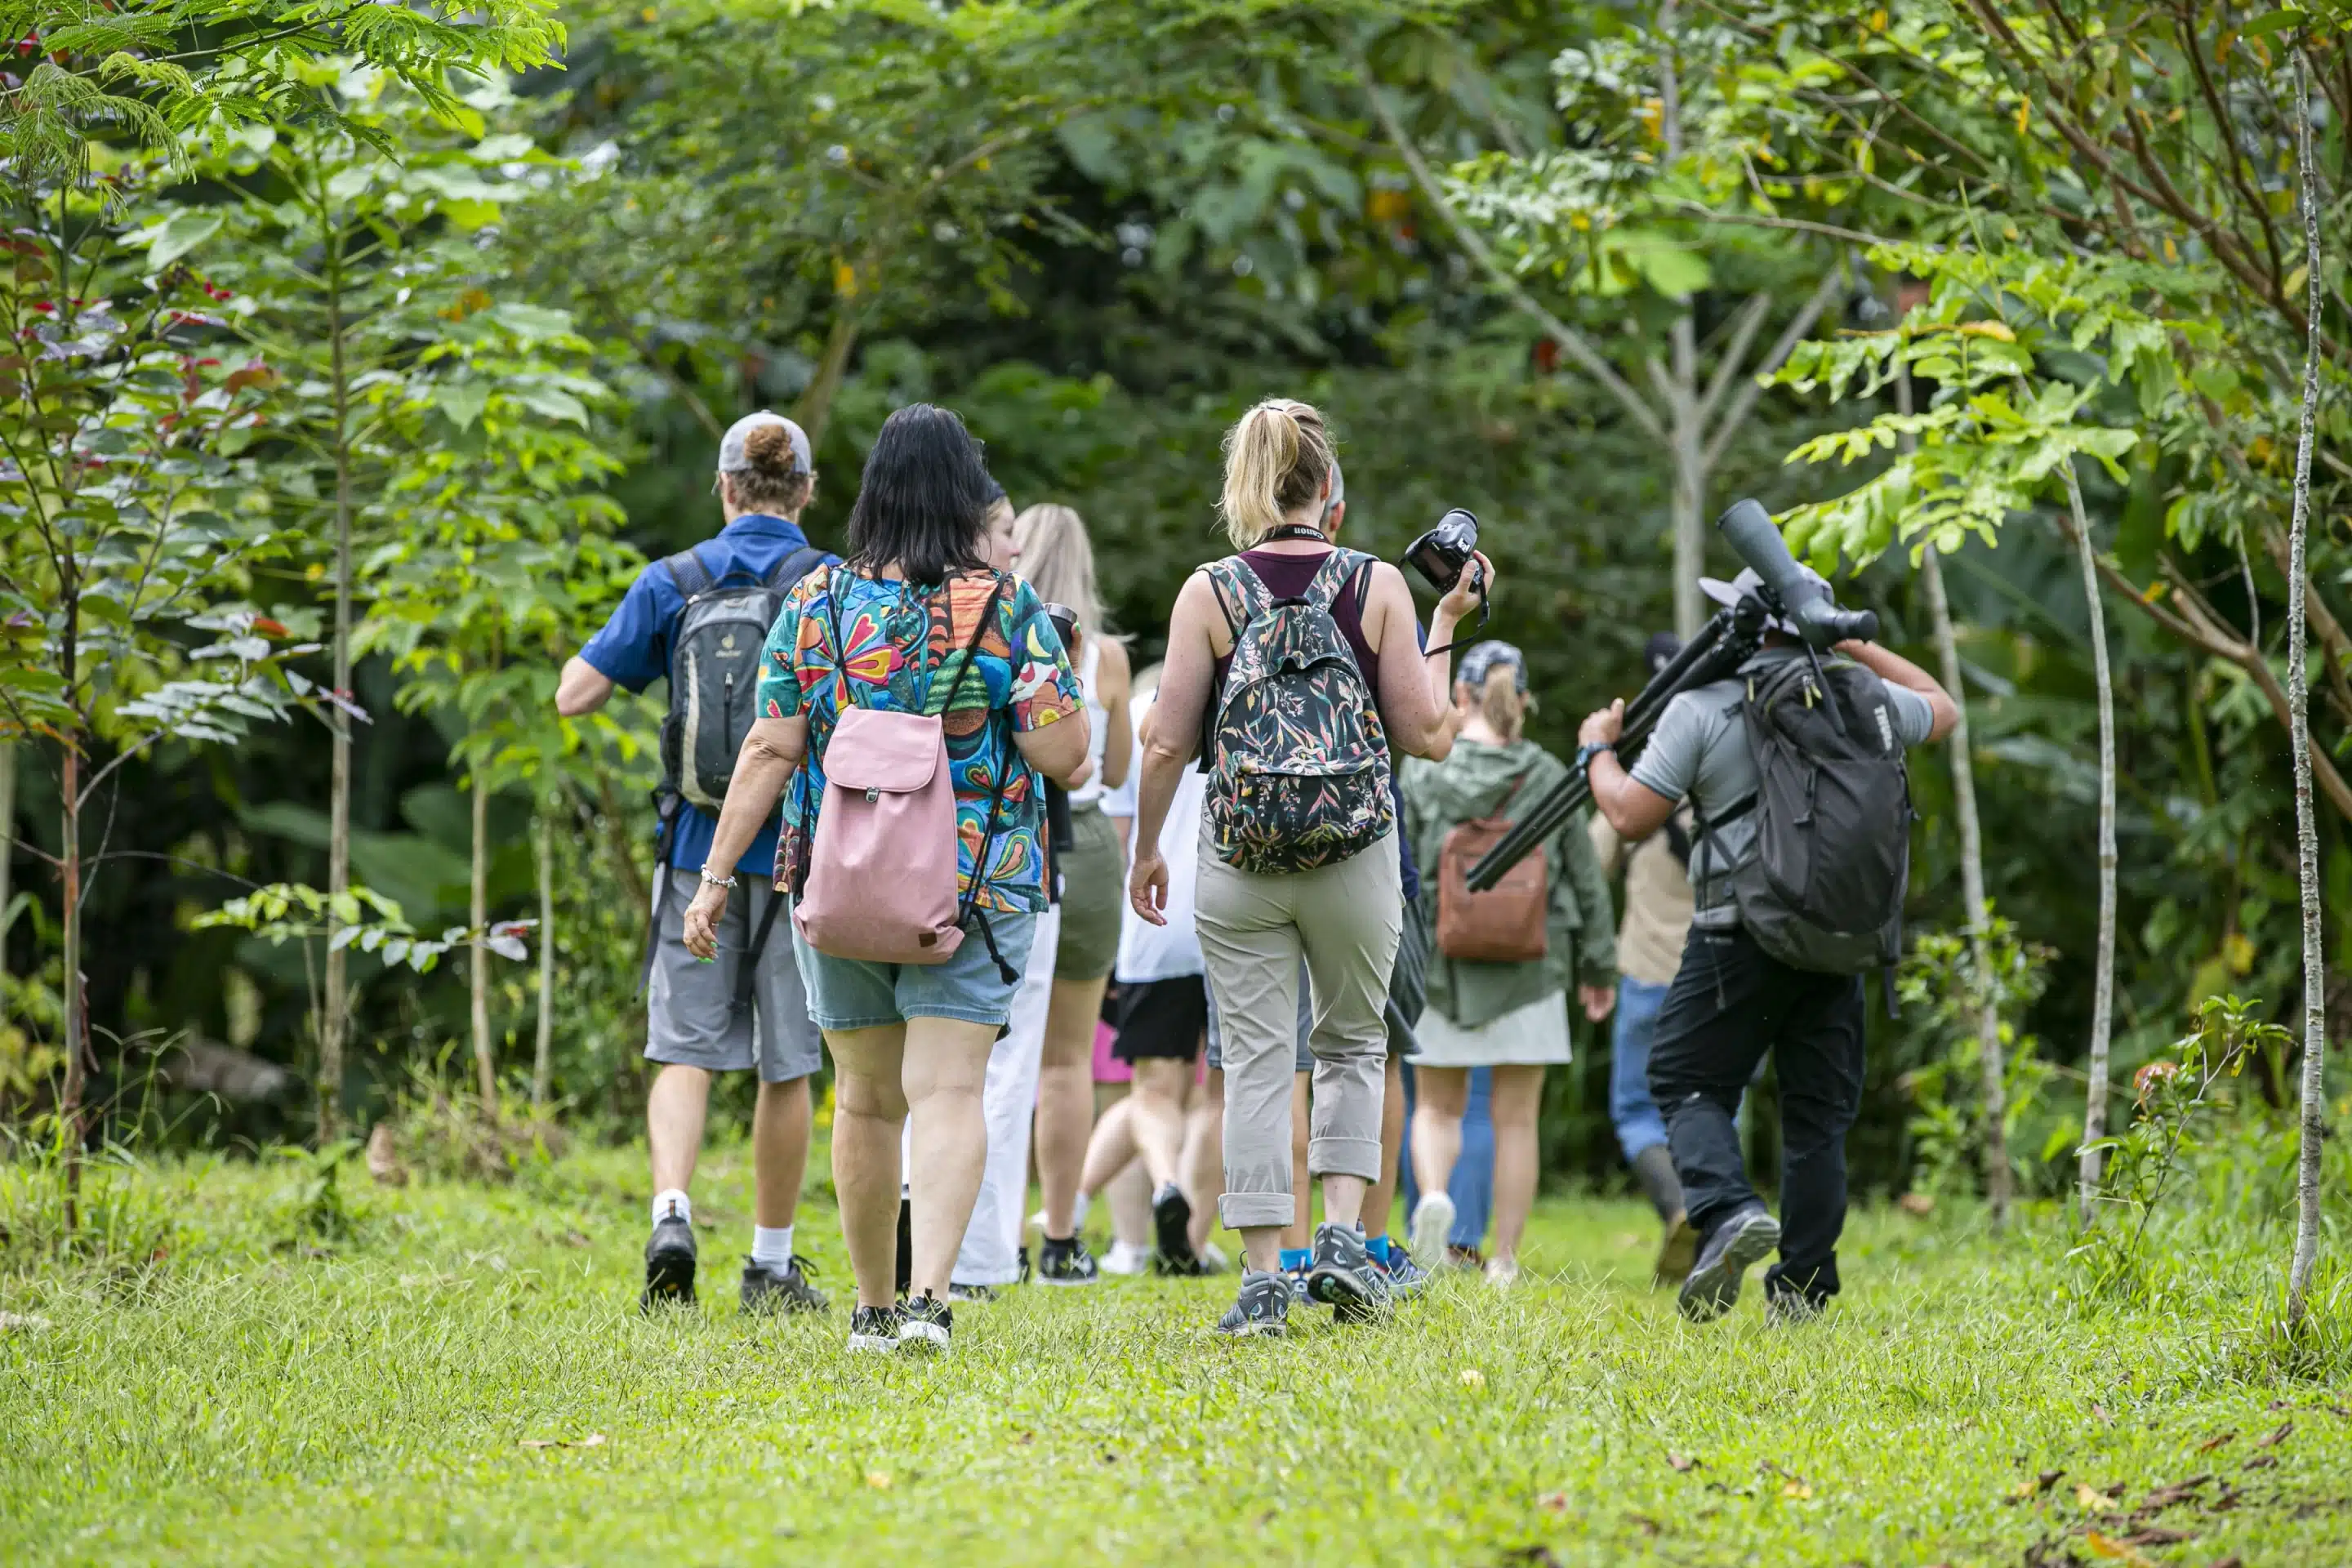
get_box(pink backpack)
[793,572,1011,969]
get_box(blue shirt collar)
[719,512,811,547]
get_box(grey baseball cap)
[1699,564,1831,636]
[716,410,812,476]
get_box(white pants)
[901,903,1061,1286]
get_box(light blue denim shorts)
[791,906,1039,1031]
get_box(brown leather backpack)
[1435,780,1549,963]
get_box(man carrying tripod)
[1577,560,1955,1323]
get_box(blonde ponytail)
[1480,666,1526,742]
[1012,503,1108,635]
[1218,398,1334,549]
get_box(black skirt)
[1110,974,1209,1062]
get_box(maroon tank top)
[1209,547,1379,699]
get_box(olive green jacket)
[1401,737,1617,1031]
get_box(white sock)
[751,1225,795,1269]
[652,1188,692,1227]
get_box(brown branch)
[2176,9,2288,290]
[1701,264,1846,472]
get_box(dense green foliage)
[2,1,2345,1214]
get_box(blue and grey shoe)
[1677,1205,1782,1323]
[1214,1270,1292,1338]
[641,1211,697,1311]
[1379,1241,1432,1298]
[1305,1222,1392,1323]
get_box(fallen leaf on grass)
[2241,1455,2277,1471]
[2082,1532,2156,1566]
[2195,1430,2237,1454]
[2255,1421,2292,1448]
[2119,1527,2193,1546]
[2075,1483,2121,1513]
[1667,1454,1701,1472]
[519,1433,604,1451]
[1014,1430,1035,1446]
[2136,1474,2210,1511]
[1896,1192,1936,1217]
[1781,1481,1813,1499]
[2008,1469,2066,1503]
[865,1471,891,1490]
[1538,1493,1570,1515]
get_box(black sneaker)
[642,1211,697,1311]
[947,1281,997,1303]
[740,1254,828,1316]
[1677,1205,1782,1323]
[894,1196,913,1300]
[1036,1234,1098,1286]
[1765,1289,1824,1327]
[898,1293,952,1351]
[1305,1222,1392,1322]
[1150,1182,1200,1276]
[847,1303,901,1354]
[1214,1270,1291,1338]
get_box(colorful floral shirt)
[758,567,1085,915]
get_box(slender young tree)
[2059,461,2119,1224]
[532,799,556,1111]
[2285,44,2330,1329]
[1900,364,2010,1225]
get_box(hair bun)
[742,421,798,474]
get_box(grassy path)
[2,1144,2345,1566]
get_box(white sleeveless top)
[1067,637,1111,807]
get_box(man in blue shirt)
[557,411,837,1316]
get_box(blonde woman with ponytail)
[1400,641,1618,1286]
[1127,396,1489,1337]
[1008,502,1134,1283]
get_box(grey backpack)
[658,545,825,811]
[1725,656,1912,974]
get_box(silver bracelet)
[698,866,737,889]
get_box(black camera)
[1044,602,1080,653]
[1405,508,1481,595]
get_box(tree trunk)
[58,742,83,1232]
[0,737,16,970]
[791,309,861,452]
[532,800,555,1113]
[318,175,353,1145]
[2061,464,2118,1225]
[470,767,497,1118]
[1904,367,2011,1226]
[2287,49,2328,1328]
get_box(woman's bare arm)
[1097,635,1133,792]
[1363,554,1490,760]
[700,715,807,875]
[1127,574,1218,923]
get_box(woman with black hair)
[684,403,1089,1356]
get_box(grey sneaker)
[847,1303,901,1353]
[1677,1205,1782,1323]
[1305,1222,1392,1322]
[642,1212,697,1311]
[740,1254,827,1316]
[1214,1269,1291,1338]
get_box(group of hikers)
[554,393,1956,1351]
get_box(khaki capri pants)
[1196,827,1403,1231]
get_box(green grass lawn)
[3,1141,2345,1566]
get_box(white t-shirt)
[1102,690,1205,981]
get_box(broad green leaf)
[148,210,223,270]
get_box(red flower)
[252,617,288,638]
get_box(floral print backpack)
[1200,548,1395,874]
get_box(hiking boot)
[1677,1205,1782,1323]
[1379,1242,1432,1298]
[947,1281,997,1304]
[1150,1182,1200,1276]
[1305,1222,1392,1323]
[740,1254,828,1316]
[1214,1270,1291,1338]
[898,1293,953,1352]
[1036,1234,1099,1286]
[1283,1267,1312,1305]
[1653,1210,1700,1289]
[846,1303,902,1354]
[1409,1192,1457,1272]
[642,1212,697,1311]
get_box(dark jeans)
[1648,926,1865,1305]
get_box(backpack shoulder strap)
[1200,558,1265,639]
[763,544,826,595]
[664,547,716,600]
[1303,546,1374,608]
